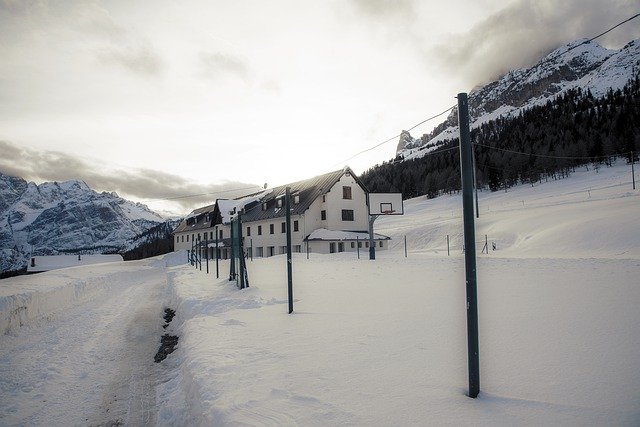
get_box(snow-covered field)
[1,161,639,426]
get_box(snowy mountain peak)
[0,172,166,272]
[397,37,640,160]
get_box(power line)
[474,142,631,161]
[333,105,455,167]
[144,185,263,203]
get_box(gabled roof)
[173,203,216,234]
[242,166,367,223]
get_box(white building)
[172,167,390,258]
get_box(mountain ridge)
[0,172,168,273]
[397,38,640,159]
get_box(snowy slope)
[0,173,165,272]
[398,38,640,160]
[1,164,639,426]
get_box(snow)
[306,228,388,241]
[1,163,639,425]
[217,193,266,224]
[26,254,124,272]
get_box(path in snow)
[0,262,166,426]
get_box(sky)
[1,0,638,216]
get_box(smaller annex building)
[172,167,391,258]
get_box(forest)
[360,73,640,199]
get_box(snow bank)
[156,253,640,425]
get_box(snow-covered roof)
[305,228,389,241]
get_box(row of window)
[177,219,304,243]
[320,209,354,221]
[247,220,299,236]
[329,240,383,253]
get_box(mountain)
[397,38,640,159]
[0,173,167,273]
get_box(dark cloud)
[431,0,640,87]
[199,52,252,83]
[0,140,260,213]
[99,43,164,76]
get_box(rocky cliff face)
[0,173,165,272]
[397,38,640,159]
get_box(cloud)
[431,0,640,87]
[349,0,416,20]
[0,140,261,213]
[99,42,164,76]
[199,52,252,83]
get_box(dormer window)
[276,198,283,208]
[293,194,300,204]
[262,202,267,211]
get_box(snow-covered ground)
[1,161,639,426]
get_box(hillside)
[0,173,166,273]
[363,38,640,199]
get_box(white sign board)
[368,193,404,215]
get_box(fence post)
[205,236,209,274]
[357,236,360,259]
[632,151,636,190]
[447,234,450,256]
[404,235,407,258]
[285,187,294,314]
[215,225,219,279]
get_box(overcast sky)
[1,0,638,216]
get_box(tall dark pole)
[458,92,480,398]
[357,236,360,259]
[473,145,479,218]
[285,187,294,314]
[632,151,636,190]
[215,225,219,279]
[205,236,209,274]
[404,235,407,258]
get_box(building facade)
[172,167,390,258]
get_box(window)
[294,245,301,253]
[276,198,283,208]
[176,236,179,243]
[256,247,264,257]
[262,202,267,211]
[321,210,326,220]
[365,241,369,248]
[294,194,300,204]
[270,224,274,234]
[219,230,223,239]
[280,246,286,254]
[322,194,326,202]
[379,241,383,248]
[181,235,184,242]
[351,242,355,248]
[342,209,354,221]
[358,241,362,248]
[343,186,352,199]
[258,225,262,235]
[329,242,336,253]
[293,220,299,232]
[247,226,251,236]
[338,242,344,252]
[186,235,189,242]
[210,232,213,240]
[268,246,275,257]
[281,222,286,233]
[198,233,201,240]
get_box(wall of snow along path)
[0,254,185,335]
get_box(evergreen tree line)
[122,220,177,261]
[360,73,640,198]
